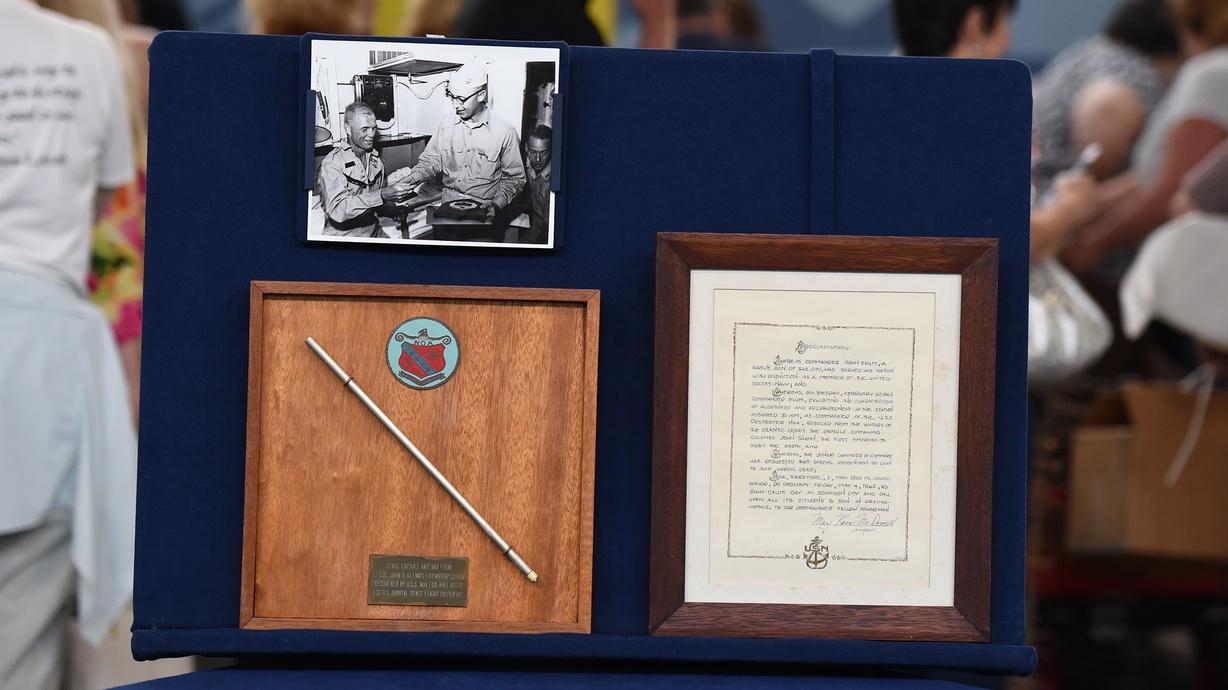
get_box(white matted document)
[685,270,962,607]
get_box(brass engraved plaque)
[367,555,469,607]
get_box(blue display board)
[114,669,1001,690]
[134,32,1033,675]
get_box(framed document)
[649,233,997,641]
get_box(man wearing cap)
[317,101,415,237]
[398,62,526,219]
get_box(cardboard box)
[1067,381,1228,561]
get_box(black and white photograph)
[306,39,560,249]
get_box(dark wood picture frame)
[649,233,997,641]
[241,281,598,634]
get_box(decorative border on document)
[725,321,918,564]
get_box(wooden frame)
[241,281,598,633]
[649,233,997,641]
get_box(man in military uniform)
[317,101,414,237]
[496,124,552,244]
[398,62,526,220]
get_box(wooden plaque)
[650,233,997,641]
[241,281,598,633]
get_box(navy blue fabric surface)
[114,669,993,690]
[117,667,997,687]
[129,630,1036,675]
[133,32,1033,674]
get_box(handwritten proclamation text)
[732,325,913,561]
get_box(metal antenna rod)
[305,336,538,583]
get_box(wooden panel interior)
[247,288,593,631]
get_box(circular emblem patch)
[386,317,460,390]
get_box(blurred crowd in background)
[3,0,1228,689]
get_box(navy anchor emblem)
[803,536,830,570]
